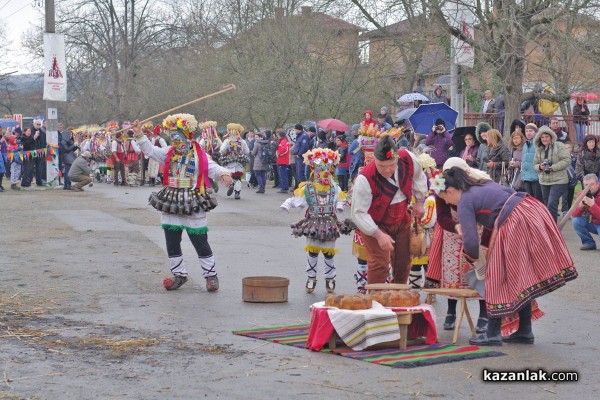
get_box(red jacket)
[276,137,290,165]
[573,189,600,224]
[337,141,349,169]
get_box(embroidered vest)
[360,149,414,224]
[305,182,336,216]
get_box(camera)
[437,125,444,130]
[542,159,551,173]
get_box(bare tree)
[53,0,174,121]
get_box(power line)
[0,0,15,12]
[0,1,31,23]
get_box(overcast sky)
[1,0,45,75]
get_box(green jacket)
[533,126,570,185]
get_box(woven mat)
[233,324,504,369]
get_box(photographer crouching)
[69,151,93,192]
[572,174,600,250]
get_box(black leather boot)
[503,302,534,344]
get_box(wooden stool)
[422,288,478,344]
[327,310,423,351]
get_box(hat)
[294,124,304,131]
[13,127,22,135]
[374,135,397,161]
[82,151,92,158]
[302,148,341,168]
[308,126,316,133]
[381,106,389,113]
[435,118,445,127]
[364,109,373,117]
[351,124,360,132]
[525,123,538,132]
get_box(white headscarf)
[442,157,491,181]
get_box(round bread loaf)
[324,293,373,310]
[372,289,420,307]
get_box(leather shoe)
[502,331,534,344]
[476,317,488,334]
[227,185,234,197]
[580,246,597,250]
[469,333,503,346]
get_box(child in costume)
[280,148,351,293]
[199,120,223,192]
[220,123,249,199]
[131,114,233,291]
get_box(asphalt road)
[0,181,597,399]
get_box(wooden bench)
[422,288,479,344]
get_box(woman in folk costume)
[280,148,351,294]
[434,157,577,346]
[124,129,141,186]
[408,153,438,289]
[147,125,167,186]
[131,114,233,291]
[220,123,250,200]
[425,158,491,334]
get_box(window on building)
[359,40,370,64]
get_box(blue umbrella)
[0,118,19,128]
[408,102,458,134]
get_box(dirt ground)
[0,182,598,400]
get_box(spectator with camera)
[60,130,79,190]
[572,174,600,250]
[533,125,572,221]
[68,151,93,191]
[425,118,453,168]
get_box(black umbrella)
[451,126,477,155]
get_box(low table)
[327,309,424,351]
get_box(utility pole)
[45,0,60,186]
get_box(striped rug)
[233,324,504,369]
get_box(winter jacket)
[475,122,491,170]
[292,131,312,159]
[60,134,78,165]
[573,103,590,125]
[521,140,538,182]
[21,134,36,151]
[425,130,453,167]
[251,138,270,171]
[572,188,600,225]
[276,137,290,166]
[69,156,91,178]
[348,137,364,177]
[575,147,600,179]
[33,127,47,150]
[459,144,479,168]
[486,143,510,183]
[533,126,571,185]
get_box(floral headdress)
[199,120,217,130]
[302,148,341,169]
[226,123,244,134]
[141,121,154,133]
[163,113,198,139]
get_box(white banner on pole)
[43,33,67,101]
[450,4,474,68]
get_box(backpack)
[260,143,275,164]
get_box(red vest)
[360,149,414,225]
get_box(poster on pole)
[450,4,475,68]
[43,33,67,101]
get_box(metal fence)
[464,113,600,139]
